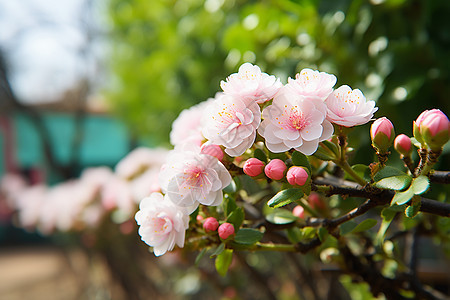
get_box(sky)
[0,0,106,103]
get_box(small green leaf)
[410,175,429,195]
[374,175,412,191]
[267,188,304,208]
[321,140,340,157]
[302,227,317,239]
[313,144,337,161]
[227,207,244,230]
[410,137,421,148]
[340,221,358,235]
[352,164,372,182]
[266,209,298,224]
[234,228,264,245]
[352,219,378,233]
[318,227,328,242]
[195,248,207,265]
[286,227,303,243]
[391,189,415,205]
[223,195,237,217]
[210,243,225,258]
[373,166,407,182]
[215,249,233,276]
[291,151,312,173]
[254,148,267,163]
[405,195,421,218]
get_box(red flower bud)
[394,134,412,156]
[264,159,287,180]
[286,167,309,186]
[370,117,395,153]
[243,158,265,177]
[292,205,305,219]
[203,217,219,232]
[218,222,235,239]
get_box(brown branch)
[429,171,450,184]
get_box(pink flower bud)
[292,205,305,219]
[196,215,204,223]
[200,143,224,161]
[286,167,309,186]
[203,217,219,232]
[417,109,449,151]
[243,158,265,177]
[309,192,325,210]
[264,159,287,180]
[394,134,412,156]
[370,117,395,153]
[218,222,235,239]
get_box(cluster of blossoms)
[1,147,168,234]
[135,62,382,256]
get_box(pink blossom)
[203,217,219,232]
[159,148,231,209]
[14,184,47,229]
[258,87,334,155]
[286,167,309,186]
[218,222,235,239]
[243,158,265,177]
[394,134,412,155]
[200,142,224,161]
[135,192,189,256]
[285,68,337,101]
[101,177,134,215]
[130,168,161,202]
[325,85,378,127]
[202,93,261,157]
[220,63,282,104]
[115,147,168,179]
[170,98,214,147]
[308,192,325,210]
[264,159,287,180]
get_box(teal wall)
[2,112,132,178]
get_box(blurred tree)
[105,0,450,147]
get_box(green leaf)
[254,148,267,163]
[210,243,225,258]
[266,209,298,224]
[340,221,358,235]
[234,228,264,245]
[215,249,233,276]
[318,227,328,242]
[227,207,244,230]
[352,164,372,182]
[313,144,337,161]
[391,189,415,205]
[352,219,378,233]
[267,188,304,208]
[301,227,317,239]
[291,151,312,173]
[405,195,421,218]
[195,248,207,265]
[373,166,407,182]
[223,195,237,217]
[410,175,429,195]
[286,227,303,243]
[374,175,412,191]
[321,140,340,157]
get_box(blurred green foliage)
[105,0,450,147]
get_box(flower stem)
[335,132,367,186]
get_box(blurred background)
[0,0,449,299]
